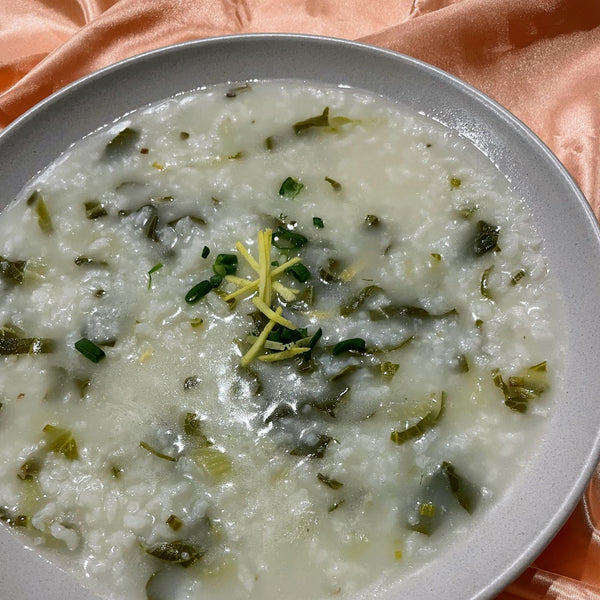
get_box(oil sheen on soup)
[0,81,562,600]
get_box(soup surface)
[0,81,562,600]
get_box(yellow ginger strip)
[272,281,298,302]
[235,241,260,273]
[258,229,272,305]
[258,347,310,362]
[222,256,302,302]
[240,307,282,367]
[252,297,296,330]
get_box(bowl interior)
[1,34,600,600]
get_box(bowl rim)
[1,32,600,600]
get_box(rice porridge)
[0,81,563,600]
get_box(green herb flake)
[340,285,382,317]
[185,279,219,304]
[212,254,238,278]
[491,361,548,412]
[511,269,526,285]
[74,338,106,363]
[265,136,275,151]
[140,440,178,462]
[272,227,308,250]
[202,246,210,259]
[317,473,344,489]
[179,131,190,140]
[473,220,500,256]
[450,177,462,189]
[190,317,204,328]
[0,256,27,284]
[279,177,304,199]
[365,214,380,228]
[286,262,311,283]
[145,540,203,567]
[290,434,333,459]
[104,127,140,158]
[166,514,183,531]
[380,361,400,380]
[332,338,366,356]
[0,326,53,355]
[147,263,163,290]
[324,176,342,191]
[43,424,79,460]
[84,201,108,219]
[293,106,330,135]
[391,392,445,445]
[313,217,325,229]
[27,190,53,234]
[328,500,345,513]
[480,265,494,300]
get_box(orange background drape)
[1,1,600,598]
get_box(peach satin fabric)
[1,1,600,598]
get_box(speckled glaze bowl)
[1,34,600,600]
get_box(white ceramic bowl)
[1,34,600,600]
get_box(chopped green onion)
[226,83,252,98]
[328,500,345,513]
[179,131,190,140]
[279,177,304,199]
[317,473,344,489]
[147,263,163,289]
[286,262,311,282]
[0,256,27,284]
[272,226,308,249]
[290,434,333,458]
[202,246,210,259]
[340,285,382,317]
[74,338,106,363]
[324,176,342,191]
[212,254,238,277]
[450,176,462,189]
[332,338,366,356]
[166,514,183,531]
[84,200,108,219]
[391,392,445,445]
[510,269,526,285]
[265,136,275,150]
[313,217,324,229]
[104,127,140,158]
[365,214,380,228]
[379,361,399,380]
[27,190,53,234]
[140,440,177,462]
[293,107,330,134]
[480,265,494,300]
[185,278,220,303]
[43,424,79,460]
[145,541,202,567]
[491,361,548,412]
[473,220,500,255]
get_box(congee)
[0,81,563,600]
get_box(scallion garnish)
[84,200,108,219]
[365,214,380,228]
[332,338,366,356]
[313,217,324,229]
[74,338,106,363]
[271,227,308,249]
[185,279,219,304]
[202,246,210,259]
[473,220,500,255]
[147,263,163,290]
[139,441,177,462]
[286,262,311,283]
[324,176,341,191]
[279,177,304,199]
[317,473,344,489]
[293,106,330,135]
[212,254,238,278]
[104,127,140,158]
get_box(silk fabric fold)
[1,1,599,599]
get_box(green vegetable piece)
[271,227,308,250]
[145,541,203,568]
[313,217,325,229]
[369,304,457,322]
[480,265,494,300]
[455,354,470,373]
[193,447,232,479]
[226,83,251,98]
[0,256,27,284]
[147,263,163,290]
[202,246,210,259]
[332,338,366,355]
[212,254,238,278]
[286,262,311,283]
[290,434,333,458]
[317,473,344,489]
[84,201,108,219]
[104,127,140,158]
[293,106,330,135]
[75,338,106,363]
[408,461,479,535]
[140,441,178,462]
[473,220,500,255]
[491,361,548,412]
[166,514,183,531]
[27,191,53,234]
[510,269,526,285]
[0,334,53,355]
[43,424,79,460]
[390,392,445,445]
[365,214,380,228]
[183,412,211,448]
[18,456,41,480]
[450,176,462,189]
[228,151,243,160]
[328,500,345,513]
[324,176,342,191]
[279,177,304,199]
[380,361,399,380]
[185,279,219,304]
[330,364,361,383]
[340,285,382,317]
[265,136,275,150]
[179,131,190,140]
